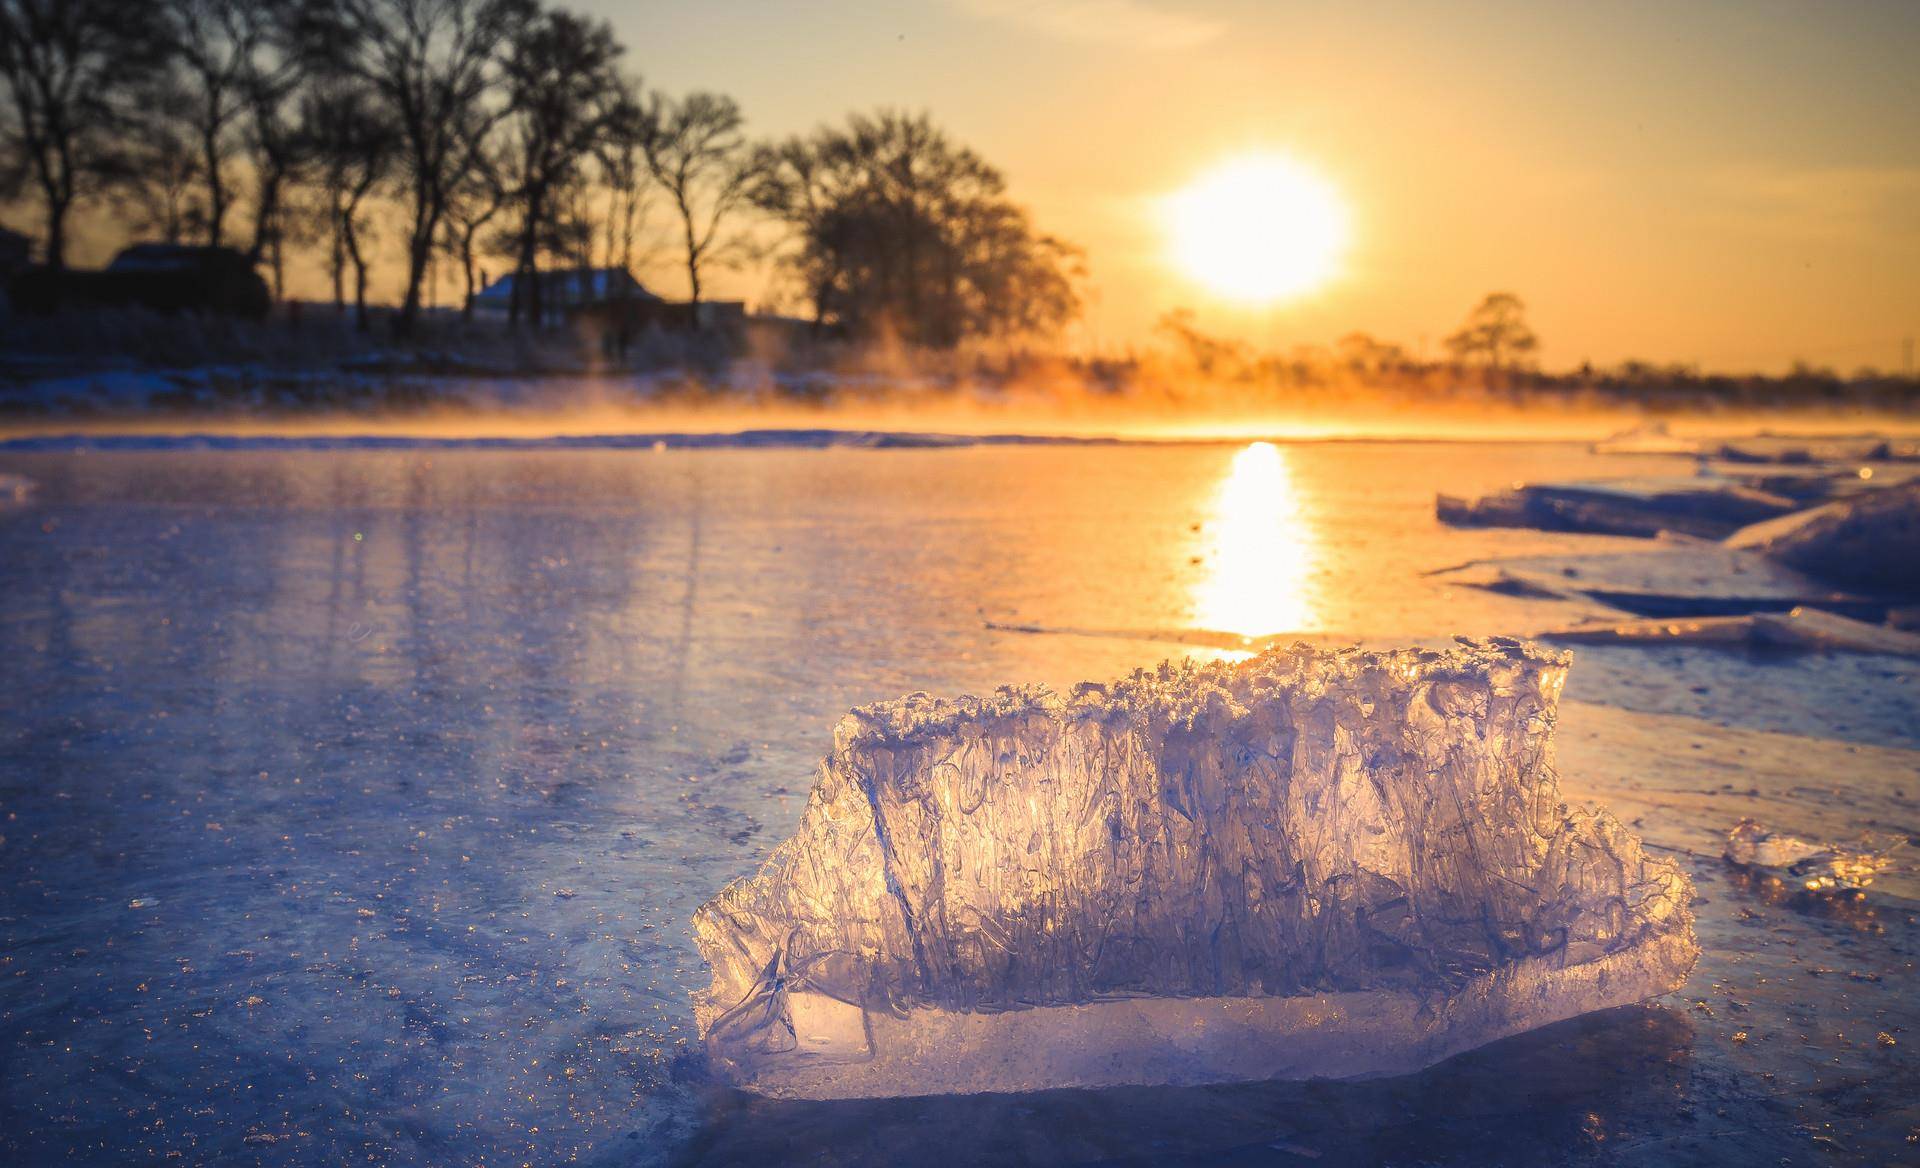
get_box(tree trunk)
[330,201,346,312]
[680,199,702,309]
[514,192,543,330]
[346,218,370,333]
[202,110,226,247]
[44,195,68,271]
[398,226,431,338]
[459,235,477,321]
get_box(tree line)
[0,0,1080,344]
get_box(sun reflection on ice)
[1192,442,1320,640]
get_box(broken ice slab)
[1716,436,1920,465]
[1436,477,1798,540]
[692,642,1698,1099]
[1541,607,1920,659]
[1723,819,1904,895]
[1431,541,1889,620]
[1727,482,1920,595]
[1714,465,1904,506]
[1591,421,1701,456]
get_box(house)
[470,266,748,348]
[0,226,29,276]
[9,243,270,318]
[0,226,27,316]
[467,267,661,319]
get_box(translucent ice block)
[692,641,1697,1099]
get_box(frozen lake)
[1,440,1915,1165]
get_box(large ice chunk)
[1728,481,1920,594]
[692,641,1697,1099]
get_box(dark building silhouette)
[10,244,271,319]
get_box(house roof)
[470,268,661,307]
[108,243,257,274]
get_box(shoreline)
[7,422,1920,453]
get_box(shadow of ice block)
[692,641,1698,1099]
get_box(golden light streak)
[1192,441,1319,639]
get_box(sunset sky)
[586,0,1917,373]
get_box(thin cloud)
[956,0,1226,51]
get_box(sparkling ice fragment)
[692,641,1698,1098]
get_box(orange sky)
[53,1,1913,373]
[586,0,1917,373]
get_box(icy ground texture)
[694,640,1698,1098]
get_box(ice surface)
[693,641,1698,1098]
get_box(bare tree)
[309,0,532,335]
[497,6,623,328]
[645,90,760,308]
[1336,331,1408,377]
[439,116,506,320]
[117,78,205,245]
[0,0,166,268]
[1444,292,1539,371]
[595,85,653,280]
[155,0,271,248]
[301,79,394,329]
[596,85,654,344]
[230,7,310,297]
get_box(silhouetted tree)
[497,6,624,327]
[301,79,394,329]
[1156,309,1250,377]
[594,83,652,279]
[307,0,533,334]
[227,5,308,294]
[1336,331,1408,376]
[1444,292,1538,370]
[754,110,1080,347]
[117,77,205,244]
[645,90,759,308]
[155,0,266,247]
[0,0,167,268]
[439,111,507,320]
[590,82,654,356]
[241,49,312,297]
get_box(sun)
[1165,154,1350,304]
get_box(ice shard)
[692,641,1697,1099]
[1724,819,1903,895]
[1436,477,1796,539]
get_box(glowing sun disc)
[1166,155,1349,304]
